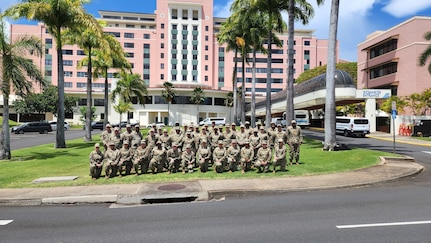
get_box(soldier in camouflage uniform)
[197,139,211,172]
[158,129,172,150]
[166,143,181,174]
[287,120,303,165]
[182,131,196,153]
[130,125,143,150]
[240,139,254,173]
[226,140,240,172]
[274,124,288,144]
[89,143,104,179]
[209,126,223,151]
[145,129,158,151]
[170,127,184,151]
[267,122,277,148]
[100,124,112,151]
[133,141,151,175]
[109,127,124,149]
[118,141,133,177]
[258,126,269,141]
[273,139,287,173]
[255,140,272,173]
[181,144,195,174]
[223,125,235,148]
[121,124,134,146]
[236,124,249,148]
[249,130,261,160]
[212,140,227,173]
[104,142,119,178]
[149,141,166,174]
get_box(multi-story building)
[357,16,431,116]
[8,0,334,126]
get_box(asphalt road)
[10,129,90,150]
[1,186,431,243]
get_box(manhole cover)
[158,184,186,191]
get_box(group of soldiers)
[89,120,303,179]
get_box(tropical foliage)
[190,87,205,124]
[0,15,46,159]
[418,31,431,74]
[296,62,358,84]
[161,82,177,126]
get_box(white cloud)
[382,0,431,17]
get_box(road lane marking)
[337,220,431,229]
[0,220,13,226]
[422,151,431,155]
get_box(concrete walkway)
[0,132,427,206]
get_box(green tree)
[225,91,234,123]
[113,100,134,126]
[190,87,205,124]
[63,22,104,142]
[380,96,408,115]
[286,0,322,125]
[323,0,339,151]
[405,89,431,115]
[418,31,431,75]
[79,106,96,124]
[5,0,102,148]
[111,72,147,123]
[0,16,46,159]
[161,82,177,126]
[296,62,357,84]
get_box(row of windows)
[237,68,284,74]
[369,62,398,79]
[78,96,227,107]
[370,39,398,59]
[242,78,284,84]
[171,9,199,21]
[245,88,283,93]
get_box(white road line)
[337,220,431,229]
[0,220,13,226]
[422,151,431,155]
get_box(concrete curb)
[367,135,431,147]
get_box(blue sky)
[2,0,431,61]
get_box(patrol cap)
[291,120,297,124]
[109,142,115,146]
[114,127,120,131]
[140,141,146,145]
[218,140,224,145]
[123,141,129,145]
[185,144,191,149]
[277,124,282,127]
[270,121,275,125]
[175,126,180,130]
[163,128,168,133]
[135,124,140,128]
[245,121,250,125]
[126,124,131,128]
[106,124,112,128]
[172,142,178,147]
[262,140,268,145]
[149,128,155,132]
[260,127,265,130]
[278,139,284,143]
[156,140,162,144]
[254,130,258,133]
[240,124,245,128]
[186,131,191,135]
[201,139,207,143]
[231,140,237,144]
[231,123,236,126]
[95,143,100,147]
[244,139,250,144]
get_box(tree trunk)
[286,0,295,124]
[251,48,257,128]
[241,52,246,124]
[104,68,109,128]
[233,48,238,125]
[167,101,170,126]
[265,27,273,129]
[84,46,92,142]
[0,95,11,159]
[55,30,66,148]
[323,0,340,151]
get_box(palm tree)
[111,72,148,123]
[85,33,131,129]
[323,0,339,151]
[63,23,104,142]
[113,100,134,127]
[190,87,205,124]
[161,82,177,126]
[418,31,431,75]
[225,91,234,123]
[286,0,322,124]
[5,0,102,148]
[0,16,46,159]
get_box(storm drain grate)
[141,196,197,204]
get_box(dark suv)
[11,122,53,134]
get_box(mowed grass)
[0,137,395,188]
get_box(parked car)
[336,117,370,137]
[146,122,165,129]
[11,121,52,134]
[49,121,71,131]
[112,120,139,128]
[90,121,105,130]
[199,117,226,126]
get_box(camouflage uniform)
[287,121,303,164]
[166,144,182,173]
[89,143,104,179]
[197,141,212,172]
[145,130,158,151]
[255,142,272,173]
[109,128,124,149]
[274,125,288,144]
[149,142,166,173]
[170,128,184,150]
[240,141,254,173]
[273,139,287,172]
[100,125,112,150]
[226,141,241,172]
[158,130,172,150]
[121,125,134,146]
[104,143,120,178]
[182,132,196,153]
[212,141,227,173]
[236,127,249,148]
[249,131,261,160]
[118,142,133,176]
[130,125,143,150]
[133,141,151,175]
[181,145,196,173]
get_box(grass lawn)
[412,136,431,142]
[0,137,395,188]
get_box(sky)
[2,0,431,62]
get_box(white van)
[199,117,226,126]
[336,117,370,137]
[282,110,310,127]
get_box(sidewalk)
[368,131,431,147]
[0,156,423,206]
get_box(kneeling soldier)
[104,142,119,178]
[240,140,254,173]
[133,141,150,175]
[149,141,166,174]
[197,139,212,172]
[212,140,227,173]
[226,140,240,172]
[181,144,195,174]
[255,140,271,173]
[273,139,287,173]
[118,141,133,177]
[89,143,104,179]
[166,143,181,174]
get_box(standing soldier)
[236,124,249,148]
[104,142,119,178]
[267,121,277,148]
[145,128,158,151]
[199,127,210,146]
[258,126,269,141]
[89,143,104,179]
[182,131,196,153]
[171,126,184,150]
[100,124,112,150]
[158,129,172,150]
[121,124,134,146]
[109,127,124,149]
[149,141,166,174]
[223,125,235,148]
[255,140,272,173]
[212,140,227,173]
[133,141,150,175]
[209,126,223,151]
[130,125,143,150]
[226,140,240,172]
[166,143,182,174]
[181,144,195,174]
[273,139,287,173]
[244,121,252,136]
[240,140,254,173]
[250,130,261,160]
[287,120,303,165]
[118,141,133,177]
[197,139,211,172]
[275,124,288,144]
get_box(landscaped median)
[0,138,396,189]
